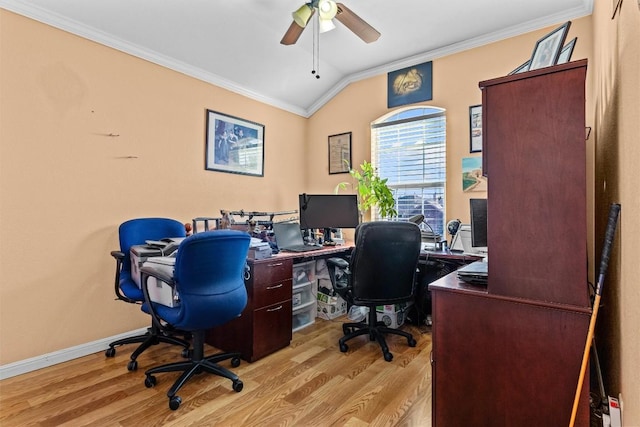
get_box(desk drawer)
[253,278,292,308]
[251,259,292,284]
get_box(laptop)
[272,222,323,253]
[456,260,488,285]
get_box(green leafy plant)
[335,160,398,220]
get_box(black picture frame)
[508,59,531,75]
[469,105,482,153]
[557,37,577,64]
[328,132,352,174]
[205,110,264,177]
[387,61,433,108]
[528,21,571,71]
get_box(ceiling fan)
[280,0,380,46]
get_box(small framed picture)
[528,21,571,71]
[557,37,577,64]
[508,60,531,75]
[469,105,482,153]
[328,132,352,174]
[205,110,264,177]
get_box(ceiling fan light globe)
[318,0,338,20]
[319,18,336,33]
[292,4,313,27]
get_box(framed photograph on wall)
[387,61,433,108]
[469,105,482,153]
[328,132,352,174]
[205,110,264,177]
[528,21,571,71]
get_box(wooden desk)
[429,271,591,426]
[206,244,353,362]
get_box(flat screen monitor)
[470,198,488,250]
[298,194,359,230]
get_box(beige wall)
[591,0,640,422]
[1,7,638,423]
[0,11,307,364]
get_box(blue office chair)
[327,221,421,362]
[141,230,250,410]
[105,218,190,371]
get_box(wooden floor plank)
[0,318,432,426]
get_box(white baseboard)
[0,327,147,380]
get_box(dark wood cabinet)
[430,60,591,426]
[206,258,293,362]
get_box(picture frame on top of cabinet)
[469,105,482,153]
[557,37,577,64]
[508,59,531,75]
[528,21,571,71]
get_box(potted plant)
[335,160,397,221]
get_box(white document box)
[130,245,163,288]
[142,257,179,307]
[129,238,184,287]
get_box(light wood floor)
[0,317,432,426]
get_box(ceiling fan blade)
[335,3,380,43]
[280,8,316,45]
[280,21,305,45]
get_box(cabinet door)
[432,288,590,426]
[480,62,588,306]
[252,299,293,361]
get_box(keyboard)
[281,244,324,253]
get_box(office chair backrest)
[118,218,186,278]
[350,221,421,304]
[173,230,250,330]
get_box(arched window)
[371,106,446,235]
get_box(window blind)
[371,108,446,235]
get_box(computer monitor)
[470,198,488,252]
[298,194,359,240]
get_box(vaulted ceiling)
[1,0,593,117]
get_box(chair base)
[339,306,416,362]
[105,326,190,371]
[144,330,243,410]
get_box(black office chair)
[141,230,250,410]
[327,221,422,362]
[105,218,190,371]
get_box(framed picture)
[508,59,531,75]
[528,21,571,71]
[557,37,577,64]
[387,61,433,108]
[469,105,482,153]
[205,110,264,177]
[328,132,352,174]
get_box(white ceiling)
[1,0,592,117]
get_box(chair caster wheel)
[105,347,116,358]
[383,352,393,362]
[144,375,157,388]
[339,343,349,353]
[231,357,241,368]
[181,348,191,358]
[169,395,181,410]
[408,338,417,347]
[342,325,351,334]
[127,360,138,371]
[232,379,243,392]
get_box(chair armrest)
[111,250,138,303]
[327,257,349,269]
[140,265,176,289]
